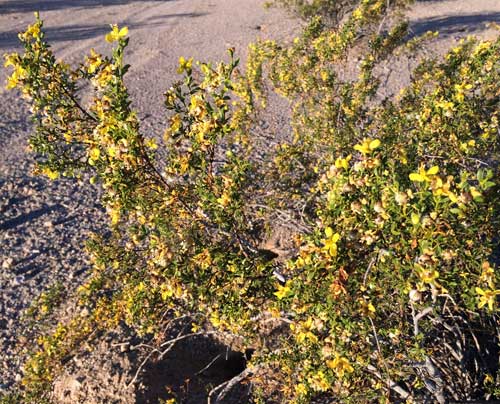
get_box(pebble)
[42,220,53,228]
[11,275,25,286]
[120,342,130,353]
[2,258,14,270]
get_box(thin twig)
[362,256,376,287]
[127,330,217,387]
[159,330,217,349]
[127,346,161,388]
[424,357,446,404]
[195,354,222,376]
[412,306,433,336]
[443,341,462,362]
[207,366,259,404]
[250,203,312,233]
[368,317,392,394]
[208,379,230,404]
[366,364,411,399]
[54,76,98,122]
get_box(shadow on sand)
[410,12,500,38]
[0,0,174,14]
[0,11,207,49]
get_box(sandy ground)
[0,0,500,401]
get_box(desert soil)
[0,0,499,402]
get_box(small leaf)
[483,181,495,190]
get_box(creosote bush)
[3,1,499,402]
[267,0,410,26]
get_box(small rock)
[120,342,130,353]
[11,275,25,286]
[73,356,83,368]
[2,258,14,270]
[65,376,83,393]
[409,289,422,302]
[43,220,53,228]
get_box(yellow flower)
[189,95,206,119]
[415,264,439,284]
[353,138,381,155]
[88,147,101,164]
[5,64,27,90]
[334,154,351,170]
[109,208,120,225]
[295,383,308,396]
[145,138,158,150]
[291,317,318,344]
[93,64,114,88]
[409,165,439,182]
[484,373,494,384]
[107,145,119,157]
[274,283,292,300]
[20,23,41,41]
[210,312,221,327]
[359,299,376,318]
[86,49,102,74]
[352,8,363,20]
[475,287,500,311]
[3,53,19,68]
[321,227,340,257]
[42,167,59,180]
[435,99,455,115]
[105,25,128,43]
[164,114,183,140]
[308,370,330,392]
[177,56,193,74]
[6,71,20,90]
[326,355,354,378]
[216,192,231,207]
[431,176,458,202]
